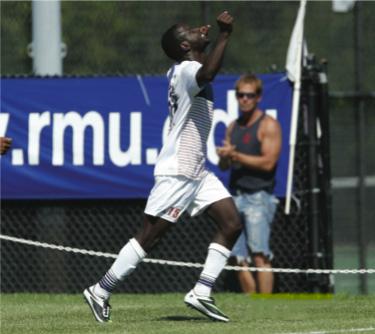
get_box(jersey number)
[168,85,178,118]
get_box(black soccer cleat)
[184,289,229,322]
[83,285,111,323]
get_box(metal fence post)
[305,55,322,292]
[354,0,368,295]
[30,0,64,76]
[317,60,334,293]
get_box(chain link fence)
[1,69,322,293]
[1,164,313,294]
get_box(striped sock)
[94,238,146,300]
[98,269,119,293]
[194,243,231,297]
[196,273,215,293]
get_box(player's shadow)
[157,315,210,322]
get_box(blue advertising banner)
[0,74,292,199]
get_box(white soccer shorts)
[144,171,231,223]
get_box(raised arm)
[196,11,233,87]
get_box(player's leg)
[184,197,241,322]
[84,215,171,323]
[189,173,242,296]
[184,172,241,322]
[192,196,241,295]
[95,215,172,298]
[207,196,242,249]
[84,175,196,323]
[135,214,173,252]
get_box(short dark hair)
[161,24,185,62]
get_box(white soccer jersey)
[154,60,214,179]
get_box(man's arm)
[231,118,282,172]
[0,137,12,155]
[217,121,236,171]
[196,11,233,87]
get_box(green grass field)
[1,293,375,334]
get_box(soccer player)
[84,11,241,323]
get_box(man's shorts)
[144,171,231,223]
[231,190,278,261]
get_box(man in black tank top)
[217,74,282,294]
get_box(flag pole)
[285,0,307,214]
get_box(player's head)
[161,23,211,62]
[235,74,263,113]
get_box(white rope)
[1,234,374,274]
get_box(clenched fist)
[217,11,234,34]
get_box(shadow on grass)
[157,315,210,322]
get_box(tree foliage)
[1,1,374,91]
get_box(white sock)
[194,243,231,297]
[94,238,146,299]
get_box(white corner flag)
[332,0,356,13]
[285,0,307,214]
[286,0,307,82]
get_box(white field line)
[278,326,375,334]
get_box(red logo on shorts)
[167,207,181,219]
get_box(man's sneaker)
[184,289,229,322]
[83,285,111,323]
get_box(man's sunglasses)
[236,92,257,99]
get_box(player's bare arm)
[0,137,12,155]
[196,11,233,87]
[230,117,282,172]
